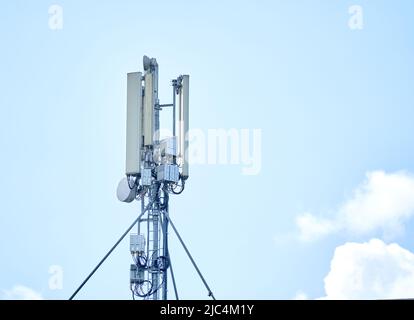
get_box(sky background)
[1,0,414,300]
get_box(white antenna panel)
[125,72,143,175]
[180,75,189,179]
[143,72,154,146]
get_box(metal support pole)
[138,195,144,234]
[150,184,160,300]
[161,188,169,300]
[168,251,179,300]
[161,214,168,300]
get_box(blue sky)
[1,0,414,300]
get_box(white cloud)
[322,239,414,299]
[296,212,338,242]
[1,285,43,300]
[296,171,414,241]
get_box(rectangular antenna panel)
[125,72,143,175]
[143,73,154,146]
[180,75,189,178]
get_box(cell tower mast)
[117,56,190,300]
[69,56,214,301]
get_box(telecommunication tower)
[69,56,214,300]
[117,55,190,300]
